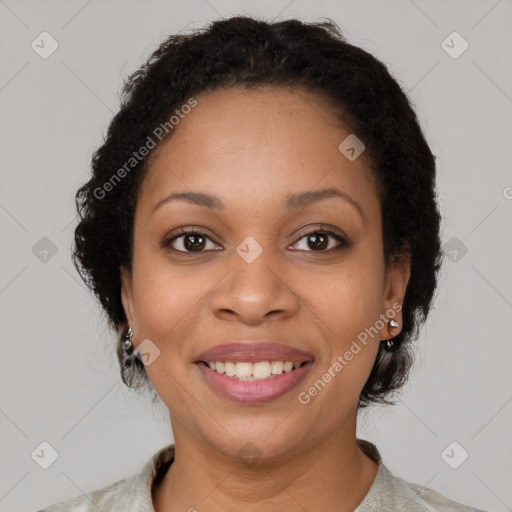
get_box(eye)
[161,226,350,255]
[290,227,349,252]
[162,228,220,253]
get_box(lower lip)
[196,361,314,404]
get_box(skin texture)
[120,86,411,512]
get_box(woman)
[38,15,487,512]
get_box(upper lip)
[195,341,315,363]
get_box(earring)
[122,326,134,356]
[383,319,399,352]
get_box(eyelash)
[161,226,350,255]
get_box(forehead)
[138,86,378,217]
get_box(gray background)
[1,0,511,510]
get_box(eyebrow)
[151,187,365,221]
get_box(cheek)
[299,248,383,396]
[132,276,181,336]
[130,240,199,336]
[300,273,381,416]
[305,255,385,343]
[131,264,197,403]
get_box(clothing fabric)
[37,439,487,511]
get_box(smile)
[201,360,306,380]
[196,359,314,403]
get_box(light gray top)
[37,439,487,511]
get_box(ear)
[378,254,411,340]
[120,265,136,330]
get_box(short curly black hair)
[72,15,443,409]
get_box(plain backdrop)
[0,1,511,511]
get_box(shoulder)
[35,474,137,512]
[359,462,488,512]
[355,439,488,512]
[35,444,175,512]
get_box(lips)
[197,359,315,403]
[195,341,315,364]
[194,341,315,403]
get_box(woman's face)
[121,86,410,460]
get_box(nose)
[209,246,300,326]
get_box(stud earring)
[383,319,400,352]
[122,326,134,356]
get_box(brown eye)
[307,233,329,250]
[161,226,349,255]
[162,229,219,253]
[291,229,349,252]
[181,233,206,252]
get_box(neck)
[152,418,379,512]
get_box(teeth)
[205,360,304,380]
[252,361,271,379]
[225,361,237,377]
[283,361,294,372]
[270,361,284,374]
[236,362,254,378]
